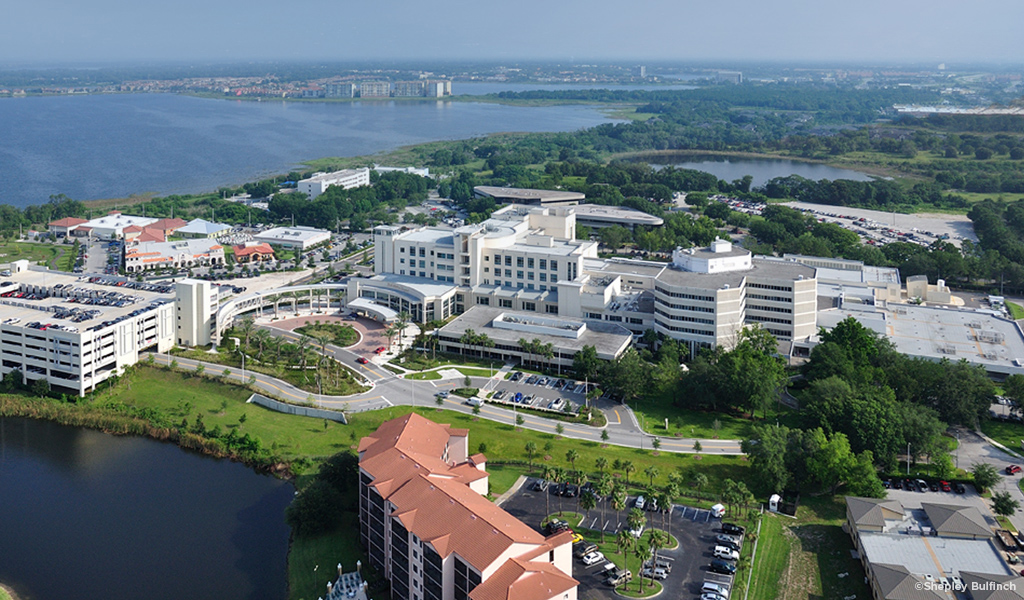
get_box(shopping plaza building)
[359,413,578,600]
[352,204,819,357]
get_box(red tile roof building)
[47,217,88,236]
[359,414,578,600]
[233,242,275,263]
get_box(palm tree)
[518,338,534,369]
[693,472,709,502]
[622,460,636,487]
[395,310,411,346]
[477,333,495,360]
[580,484,597,521]
[644,465,660,488]
[238,316,256,348]
[525,441,538,472]
[553,467,567,514]
[572,470,587,515]
[616,530,635,566]
[635,540,650,593]
[647,530,669,590]
[253,329,271,361]
[627,508,646,540]
[542,465,556,517]
[595,456,608,475]
[565,448,580,473]
[611,486,627,540]
[594,474,613,543]
[460,329,478,357]
[662,483,679,534]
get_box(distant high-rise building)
[393,81,427,97]
[634,65,647,78]
[325,83,355,98]
[359,81,391,97]
[716,70,743,84]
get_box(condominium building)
[359,82,391,98]
[0,261,175,396]
[325,83,356,98]
[299,168,371,199]
[358,413,578,600]
[357,204,819,356]
[174,279,217,347]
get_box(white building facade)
[298,168,371,199]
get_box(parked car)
[717,538,741,552]
[702,593,728,600]
[573,542,597,558]
[713,546,739,561]
[563,484,578,498]
[532,479,548,492]
[604,568,632,586]
[643,558,671,573]
[915,479,929,492]
[722,523,746,536]
[581,551,605,566]
[940,481,952,492]
[511,371,523,381]
[640,567,668,580]
[709,559,737,575]
[374,346,387,354]
[954,482,967,494]
[634,495,646,510]
[526,375,539,384]
[546,519,570,535]
[1007,465,1022,475]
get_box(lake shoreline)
[0,583,22,600]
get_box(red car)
[356,357,369,364]
[940,481,951,492]
[374,346,387,354]
[1007,465,1022,475]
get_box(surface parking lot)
[500,479,738,600]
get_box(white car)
[634,495,646,510]
[640,567,668,580]
[581,551,605,566]
[713,545,739,561]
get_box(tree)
[693,440,702,455]
[580,487,597,520]
[555,423,565,437]
[553,467,567,513]
[472,404,481,417]
[743,424,792,492]
[31,377,50,398]
[622,460,636,487]
[194,363,205,377]
[616,529,636,568]
[693,472,709,501]
[806,429,856,495]
[595,456,608,475]
[436,395,445,408]
[566,448,580,472]
[594,474,613,542]
[599,225,632,251]
[516,414,525,428]
[644,465,660,488]
[285,480,343,536]
[647,529,670,585]
[542,465,556,516]
[972,463,1001,493]
[993,491,1021,517]
[601,429,610,443]
[652,437,661,452]
[573,345,601,381]
[525,441,538,471]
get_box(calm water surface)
[0,417,293,600]
[0,93,616,208]
[655,155,875,187]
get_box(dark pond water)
[653,155,875,187]
[0,417,293,600]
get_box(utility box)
[769,494,782,513]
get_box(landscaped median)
[549,510,674,599]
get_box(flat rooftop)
[656,258,815,290]
[364,274,458,299]
[400,228,455,245]
[818,303,1024,374]
[584,258,668,279]
[858,533,1010,580]
[0,269,174,330]
[255,226,331,242]
[573,204,664,226]
[474,186,585,204]
[438,306,632,358]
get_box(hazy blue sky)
[6,0,1023,65]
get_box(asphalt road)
[953,427,1024,532]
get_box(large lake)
[0,93,617,209]
[652,155,875,188]
[0,417,293,600]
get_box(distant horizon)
[5,0,1022,66]
[0,58,1022,73]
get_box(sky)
[5,0,1024,66]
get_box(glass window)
[516,270,524,279]
[527,258,534,268]
[550,260,558,271]
[539,259,547,270]
[516,257,524,267]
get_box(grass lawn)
[634,387,800,440]
[980,419,1024,458]
[0,586,12,600]
[406,370,442,380]
[288,511,376,600]
[294,322,359,347]
[1007,301,1024,320]
[171,346,368,397]
[759,495,871,600]
[0,241,65,267]
[391,350,503,372]
[747,514,793,600]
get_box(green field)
[980,419,1024,458]
[294,322,359,348]
[1007,301,1024,320]
[0,241,67,269]
[747,514,793,600]
[634,386,800,440]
